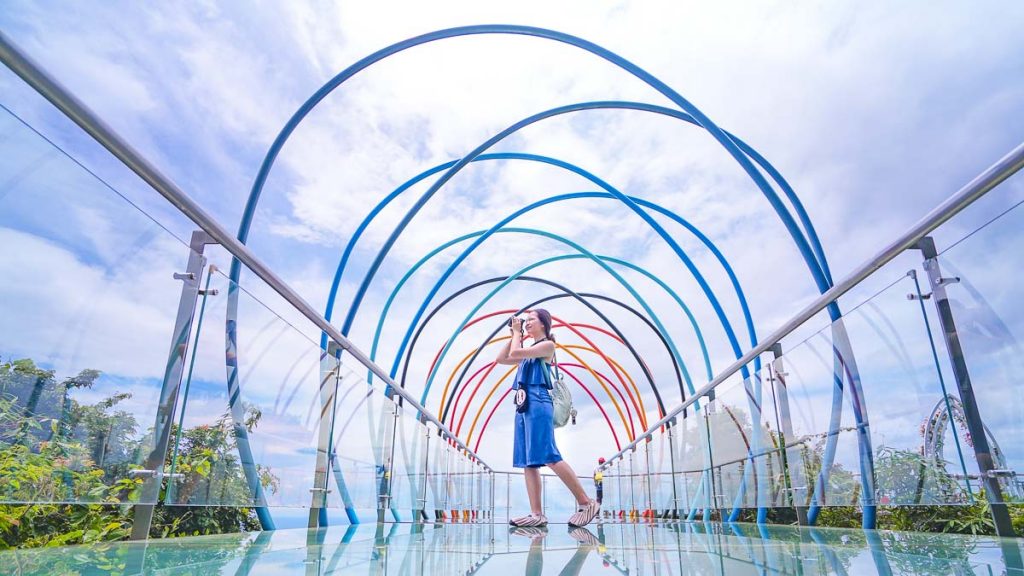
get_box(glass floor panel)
[2,521,1022,575]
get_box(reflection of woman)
[497,308,600,528]
[509,526,600,576]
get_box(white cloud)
[3,0,1024,482]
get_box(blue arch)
[326,151,756,379]
[230,27,871,527]
[370,230,706,403]
[418,238,691,410]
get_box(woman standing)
[496,308,600,528]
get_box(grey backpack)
[544,353,576,428]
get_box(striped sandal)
[568,500,600,528]
[509,513,548,528]
[568,526,600,547]
[510,526,549,540]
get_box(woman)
[496,308,600,528]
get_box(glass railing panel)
[774,321,874,511]
[326,347,489,521]
[492,471,510,522]
[162,268,328,509]
[772,270,975,511]
[451,448,467,519]
[602,459,620,518]
[670,405,712,518]
[633,439,651,515]
[540,471,575,520]
[0,103,199,505]
[706,372,760,513]
[389,409,429,519]
[841,272,973,507]
[936,198,1024,502]
[618,446,634,512]
[706,353,796,515]
[424,428,447,519]
[322,368,395,520]
[648,430,675,516]
[754,364,793,510]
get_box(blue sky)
[2,1,1024,495]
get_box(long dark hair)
[528,308,555,342]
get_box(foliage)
[0,357,277,549]
[874,446,967,506]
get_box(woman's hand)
[510,315,523,333]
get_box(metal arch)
[333,151,746,384]
[372,229,691,408]
[234,26,831,291]
[377,192,757,400]
[435,314,644,436]
[317,147,790,522]
[450,338,636,444]
[372,225,704,401]
[446,310,667,435]
[411,278,687,425]
[391,215,761,502]
[433,320,638,436]
[468,345,642,444]
[404,280,682,428]
[453,328,641,437]
[229,24,862,525]
[321,113,826,358]
[309,103,841,519]
[235,27,833,302]
[321,124,826,376]
[414,240,686,402]
[418,252,668,430]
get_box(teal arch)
[368,228,699,406]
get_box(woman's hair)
[529,308,555,341]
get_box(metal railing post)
[416,425,431,522]
[308,341,341,528]
[666,421,680,518]
[130,230,216,540]
[914,236,1016,538]
[644,440,654,516]
[704,401,717,521]
[770,343,808,525]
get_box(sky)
[2,1,1024,515]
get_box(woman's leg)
[548,460,592,505]
[525,466,544,515]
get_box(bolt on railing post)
[914,236,1017,539]
[130,230,216,541]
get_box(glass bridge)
[1,27,1024,575]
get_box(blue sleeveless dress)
[512,357,563,468]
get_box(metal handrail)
[0,30,493,472]
[600,140,1024,468]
